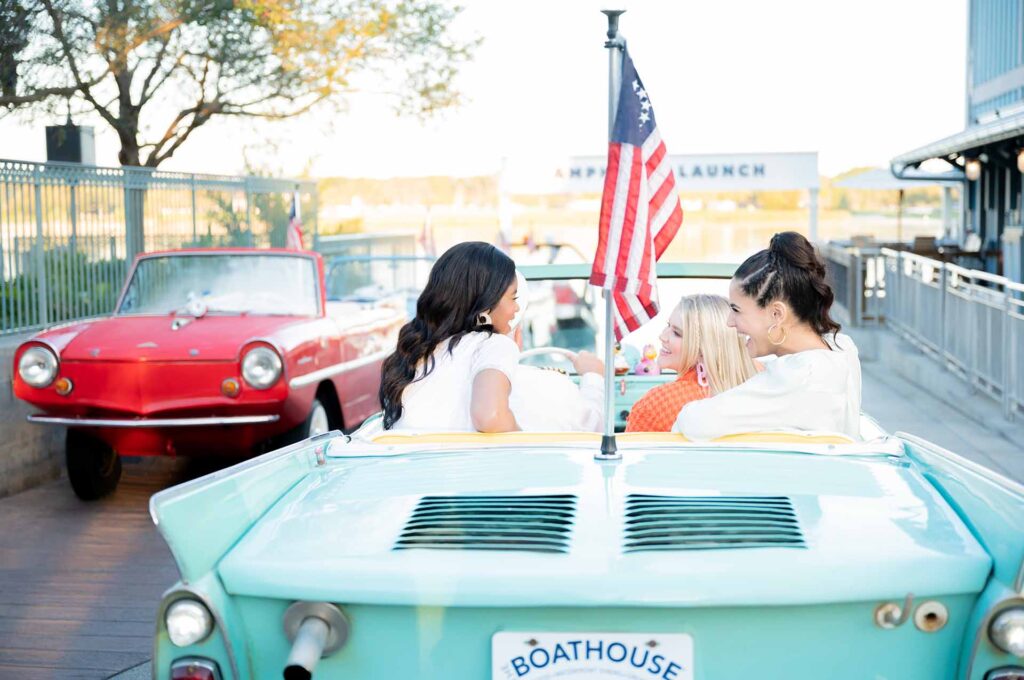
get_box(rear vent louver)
[395,495,577,553]
[624,494,805,553]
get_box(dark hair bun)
[769,232,827,280]
[735,231,840,338]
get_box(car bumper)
[28,414,280,427]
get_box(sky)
[0,0,968,182]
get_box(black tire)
[65,430,122,500]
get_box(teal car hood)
[217,448,991,607]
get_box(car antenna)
[595,8,626,463]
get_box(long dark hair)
[379,241,516,429]
[733,231,841,338]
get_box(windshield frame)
[114,249,323,318]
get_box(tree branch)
[39,0,117,126]
[138,38,180,106]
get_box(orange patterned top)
[625,368,710,433]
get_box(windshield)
[117,253,319,316]
[518,269,730,370]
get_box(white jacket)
[674,333,862,440]
[511,368,604,432]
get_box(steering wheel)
[519,346,578,363]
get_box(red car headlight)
[18,346,59,388]
[241,346,282,390]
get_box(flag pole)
[597,9,625,462]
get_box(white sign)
[492,631,694,680]
[562,151,819,192]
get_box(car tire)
[306,398,331,438]
[65,430,122,501]
[279,398,331,447]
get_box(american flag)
[418,207,436,257]
[286,193,305,250]
[589,50,683,340]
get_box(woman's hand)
[572,350,604,376]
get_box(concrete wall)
[0,333,63,499]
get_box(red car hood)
[56,315,308,362]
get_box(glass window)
[118,254,318,316]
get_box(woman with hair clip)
[379,241,604,432]
[626,294,757,432]
[674,231,863,440]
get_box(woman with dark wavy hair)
[674,231,862,439]
[380,241,606,432]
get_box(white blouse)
[390,331,606,433]
[674,333,862,440]
[511,368,604,432]
[392,332,519,432]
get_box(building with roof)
[891,0,1024,282]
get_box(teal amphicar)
[149,264,1024,680]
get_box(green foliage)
[0,247,126,330]
[187,189,298,247]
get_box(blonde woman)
[626,294,757,432]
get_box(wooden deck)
[0,458,189,679]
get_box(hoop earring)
[767,323,787,346]
[476,311,493,327]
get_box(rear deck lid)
[218,448,991,607]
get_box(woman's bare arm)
[471,369,520,433]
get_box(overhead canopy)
[892,112,1024,168]
[834,168,962,191]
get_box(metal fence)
[0,159,317,334]
[820,242,887,327]
[882,248,1024,419]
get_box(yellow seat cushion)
[369,431,853,446]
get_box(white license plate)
[492,631,693,680]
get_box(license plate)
[492,631,693,680]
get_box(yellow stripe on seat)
[370,432,603,445]
[369,431,853,445]
[712,432,854,444]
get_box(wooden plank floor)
[0,457,193,679]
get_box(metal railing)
[882,248,1024,419]
[0,159,317,335]
[820,242,887,327]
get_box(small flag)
[418,207,437,257]
[589,49,683,341]
[286,193,305,250]
[494,228,511,253]
[525,227,538,254]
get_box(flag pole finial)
[602,9,625,46]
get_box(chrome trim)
[27,414,279,427]
[283,601,350,656]
[170,657,221,680]
[156,587,239,680]
[968,596,1024,679]
[288,349,391,389]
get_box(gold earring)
[767,323,787,346]
[476,311,493,327]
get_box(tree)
[0,0,476,167]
